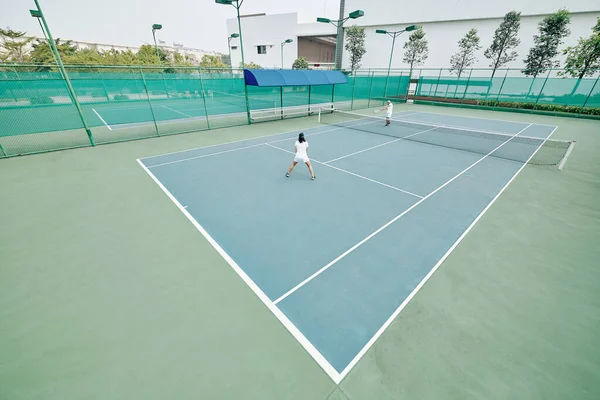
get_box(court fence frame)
[0,63,411,158]
[0,63,598,158]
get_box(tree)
[221,53,231,67]
[559,17,600,79]
[402,27,428,78]
[136,44,169,65]
[558,18,600,95]
[484,11,521,77]
[345,25,366,72]
[522,9,571,77]
[0,28,34,62]
[29,38,78,70]
[449,29,481,78]
[240,61,262,69]
[292,56,309,69]
[198,54,226,69]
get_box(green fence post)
[415,69,423,98]
[460,68,473,106]
[0,144,7,158]
[140,66,160,136]
[433,68,442,97]
[280,86,284,120]
[350,74,357,110]
[367,71,375,108]
[197,67,211,130]
[579,74,600,116]
[494,69,510,107]
[32,0,95,146]
[98,70,110,101]
[331,84,335,108]
[307,85,312,116]
[396,72,404,99]
[161,71,170,99]
[533,69,552,112]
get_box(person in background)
[382,100,393,126]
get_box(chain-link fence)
[0,64,410,157]
[411,68,600,117]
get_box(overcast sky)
[1,0,341,52]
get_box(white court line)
[264,143,424,199]
[162,105,193,118]
[273,123,533,305]
[92,108,112,130]
[149,143,266,168]
[136,159,342,383]
[140,122,316,160]
[145,119,379,168]
[337,123,557,383]
[323,125,442,164]
[406,110,558,128]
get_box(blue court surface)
[137,110,557,383]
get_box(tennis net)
[318,109,575,169]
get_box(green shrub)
[113,94,129,101]
[476,99,600,116]
[30,96,54,105]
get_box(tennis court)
[137,109,571,382]
[2,101,599,400]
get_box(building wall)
[297,38,335,64]
[227,13,298,69]
[340,12,600,71]
[344,0,597,26]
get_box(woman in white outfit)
[382,100,393,126]
[286,133,316,180]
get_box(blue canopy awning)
[244,69,348,87]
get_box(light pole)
[317,9,364,70]
[280,39,293,69]
[376,25,417,98]
[215,0,251,124]
[30,0,95,146]
[152,24,163,63]
[228,33,239,71]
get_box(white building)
[226,1,599,72]
[226,13,337,69]
[68,39,222,64]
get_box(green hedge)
[478,100,600,116]
[30,96,54,105]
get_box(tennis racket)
[373,108,382,114]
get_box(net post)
[558,141,576,170]
[318,107,321,123]
[139,66,160,137]
[197,67,211,130]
